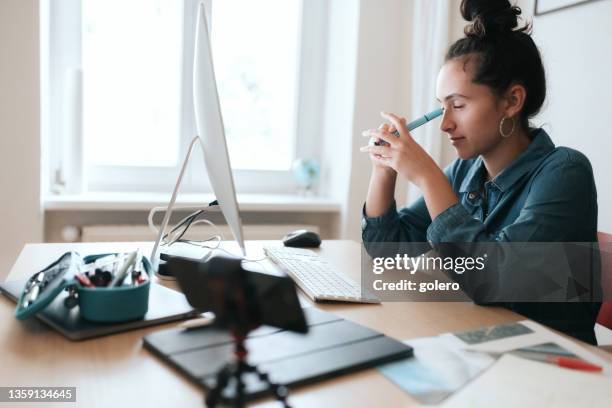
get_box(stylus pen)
[396,107,445,135]
[374,107,444,145]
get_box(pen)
[94,254,118,269]
[75,273,95,288]
[527,353,603,372]
[474,350,603,372]
[373,107,444,146]
[110,251,138,287]
[82,254,125,274]
[396,107,445,134]
[131,251,144,285]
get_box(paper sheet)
[442,354,612,408]
[459,320,612,376]
[379,319,612,405]
[378,336,495,405]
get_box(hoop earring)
[500,116,516,138]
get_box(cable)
[173,218,224,248]
[165,212,210,245]
[148,202,269,267]
[148,205,211,236]
[148,205,219,245]
[166,210,204,241]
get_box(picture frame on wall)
[535,0,603,15]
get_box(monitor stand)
[150,135,209,270]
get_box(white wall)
[441,0,466,166]
[319,0,360,240]
[0,0,43,280]
[320,0,413,241]
[516,0,612,232]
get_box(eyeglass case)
[15,251,152,323]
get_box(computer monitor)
[150,1,245,268]
[192,1,245,254]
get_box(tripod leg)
[206,365,232,408]
[253,366,291,408]
[235,362,246,408]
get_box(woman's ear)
[503,84,527,118]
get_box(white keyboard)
[263,246,380,304]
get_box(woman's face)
[435,57,507,160]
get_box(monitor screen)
[191,1,245,255]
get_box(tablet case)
[144,307,413,401]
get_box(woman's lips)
[449,136,466,145]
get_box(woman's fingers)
[380,111,414,142]
[371,153,393,168]
[361,124,388,142]
[378,123,390,131]
[361,129,398,147]
[360,144,393,156]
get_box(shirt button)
[468,192,477,200]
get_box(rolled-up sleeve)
[426,203,475,242]
[361,162,460,256]
[361,198,432,257]
[361,200,401,232]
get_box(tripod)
[205,332,291,408]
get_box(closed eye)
[452,105,464,109]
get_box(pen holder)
[15,252,152,323]
[77,254,152,322]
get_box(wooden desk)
[1,240,607,407]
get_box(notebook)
[1,279,197,340]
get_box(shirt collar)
[458,156,486,193]
[459,128,555,193]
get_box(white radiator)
[79,224,319,242]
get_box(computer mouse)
[282,229,321,248]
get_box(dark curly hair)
[446,0,546,132]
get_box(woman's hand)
[364,123,397,177]
[360,112,439,188]
[361,111,459,220]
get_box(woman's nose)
[439,110,455,133]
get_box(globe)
[292,159,320,192]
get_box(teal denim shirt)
[361,128,601,343]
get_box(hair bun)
[461,0,523,38]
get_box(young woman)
[360,0,601,344]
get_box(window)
[211,0,300,171]
[45,0,327,194]
[82,0,183,168]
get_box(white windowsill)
[43,192,342,213]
